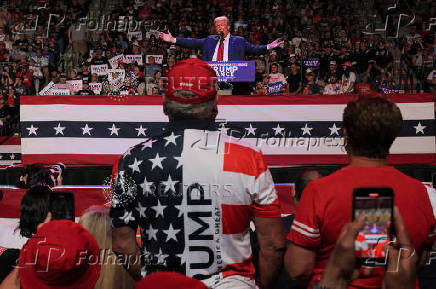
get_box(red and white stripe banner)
[19,94,435,166]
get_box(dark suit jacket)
[175,35,268,61]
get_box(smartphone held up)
[353,187,394,267]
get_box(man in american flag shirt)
[110,58,286,288]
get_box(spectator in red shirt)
[284,95,436,289]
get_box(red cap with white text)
[166,58,218,104]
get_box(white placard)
[109,54,124,69]
[67,80,83,92]
[50,89,71,95]
[89,82,102,94]
[145,55,163,64]
[108,69,125,81]
[39,81,55,95]
[128,31,143,41]
[91,64,108,76]
[123,55,143,65]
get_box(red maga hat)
[19,220,101,289]
[135,272,208,289]
[166,58,218,104]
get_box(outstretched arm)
[159,30,176,43]
[159,30,205,50]
[244,38,284,55]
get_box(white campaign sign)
[67,80,83,92]
[123,55,143,65]
[146,55,163,64]
[91,64,109,76]
[89,83,102,94]
[109,54,124,69]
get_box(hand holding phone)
[353,187,394,267]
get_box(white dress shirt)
[212,33,230,61]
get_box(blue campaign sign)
[207,61,255,82]
[267,81,284,94]
[303,58,320,69]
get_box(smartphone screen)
[353,187,394,266]
[49,192,75,222]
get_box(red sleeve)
[251,151,281,218]
[287,181,321,248]
[7,95,14,106]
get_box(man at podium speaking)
[160,16,282,94]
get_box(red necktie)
[217,39,224,61]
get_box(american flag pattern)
[19,94,435,166]
[110,119,280,286]
[0,137,21,166]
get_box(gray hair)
[214,16,229,25]
[164,91,216,120]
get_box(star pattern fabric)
[110,122,186,276]
[20,120,434,139]
[103,117,433,282]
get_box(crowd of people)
[0,58,435,289]
[0,0,435,136]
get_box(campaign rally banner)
[109,54,124,69]
[267,81,284,94]
[206,61,255,82]
[124,55,143,65]
[89,83,102,94]
[91,64,109,76]
[108,69,125,90]
[67,80,83,92]
[128,31,143,41]
[39,81,55,95]
[50,89,70,95]
[108,69,125,81]
[19,94,435,166]
[303,58,320,69]
[145,55,163,64]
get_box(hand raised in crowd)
[318,215,366,289]
[384,207,418,289]
[159,30,176,43]
[267,38,284,50]
[318,207,417,289]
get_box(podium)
[207,61,255,95]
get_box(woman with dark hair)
[17,164,50,188]
[18,185,52,239]
[0,185,52,249]
[17,163,65,189]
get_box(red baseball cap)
[343,61,353,67]
[135,272,208,289]
[166,58,218,104]
[19,220,101,289]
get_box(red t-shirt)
[287,166,436,289]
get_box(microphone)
[219,32,224,39]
